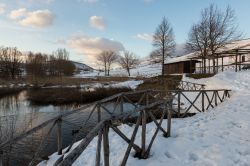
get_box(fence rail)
[0,88,231,166]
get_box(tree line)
[0,47,75,79]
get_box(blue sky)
[0,0,249,66]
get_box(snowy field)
[75,63,161,78]
[39,70,250,166]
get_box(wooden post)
[141,110,146,157]
[97,104,101,122]
[95,130,102,166]
[235,50,238,72]
[222,56,224,72]
[103,124,109,166]
[177,91,181,117]
[57,118,62,155]
[0,150,3,166]
[167,108,172,137]
[239,54,242,71]
[215,91,218,106]
[202,91,205,112]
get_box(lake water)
[0,91,135,166]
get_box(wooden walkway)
[0,81,231,166]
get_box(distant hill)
[70,61,94,73]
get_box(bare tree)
[187,4,242,73]
[51,48,75,76]
[119,51,139,76]
[97,50,118,76]
[0,47,22,79]
[26,52,48,77]
[153,17,175,76]
[186,21,210,73]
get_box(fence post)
[96,104,102,166]
[202,90,205,112]
[177,91,181,117]
[0,150,3,166]
[103,123,110,166]
[215,91,218,106]
[57,118,63,155]
[141,110,146,157]
[167,105,172,137]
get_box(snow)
[76,63,161,78]
[39,70,250,166]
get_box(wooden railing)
[0,89,231,166]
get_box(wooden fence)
[0,89,231,166]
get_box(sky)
[0,0,250,67]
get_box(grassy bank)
[186,73,215,79]
[137,75,182,90]
[0,76,134,88]
[27,87,132,105]
[0,87,23,98]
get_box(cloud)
[135,33,153,41]
[89,16,105,30]
[62,34,124,63]
[9,8,27,19]
[0,4,6,15]
[9,9,54,27]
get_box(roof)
[164,38,250,64]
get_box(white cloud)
[63,34,124,63]
[135,33,153,41]
[89,16,105,30]
[19,10,54,27]
[0,4,6,15]
[9,9,54,27]
[9,8,27,19]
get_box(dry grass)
[27,87,132,105]
[0,76,134,87]
[137,75,183,90]
[0,87,23,98]
[186,73,215,79]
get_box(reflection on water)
[0,90,135,166]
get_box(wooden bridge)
[0,81,231,166]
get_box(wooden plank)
[167,109,172,137]
[57,118,63,155]
[103,124,109,166]
[120,114,141,166]
[147,111,168,136]
[141,110,147,156]
[145,109,166,157]
[58,121,106,166]
[110,126,141,153]
[95,130,103,166]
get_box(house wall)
[164,61,197,74]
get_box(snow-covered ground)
[39,70,250,166]
[75,63,161,78]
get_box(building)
[163,60,199,74]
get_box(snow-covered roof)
[165,38,250,65]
